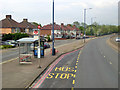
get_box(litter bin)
[40,41,44,58]
[34,41,44,58]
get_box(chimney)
[6,15,12,19]
[23,19,28,22]
[67,24,71,26]
[61,23,64,26]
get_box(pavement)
[2,38,92,88]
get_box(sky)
[0,0,119,26]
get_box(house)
[0,15,37,36]
[19,19,37,35]
[60,23,69,38]
[41,23,61,38]
[41,23,80,39]
[0,15,21,34]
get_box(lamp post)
[52,0,55,55]
[83,8,92,43]
[91,17,96,36]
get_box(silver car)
[116,37,120,42]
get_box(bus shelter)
[17,38,38,64]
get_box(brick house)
[0,15,37,35]
[41,23,61,38]
[0,15,21,34]
[41,23,80,39]
[19,19,37,35]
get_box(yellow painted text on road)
[55,67,75,72]
[46,73,76,79]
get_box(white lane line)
[0,57,19,64]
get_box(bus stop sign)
[38,25,41,29]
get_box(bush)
[2,33,29,41]
[0,45,13,49]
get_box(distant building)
[41,23,80,39]
[0,15,21,34]
[41,23,61,38]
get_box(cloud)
[55,5,70,11]
[71,2,88,8]
[91,0,118,8]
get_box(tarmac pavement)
[2,38,91,88]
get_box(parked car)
[44,42,50,49]
[116,37,120,42]
[76,37,81,39]
[4,41,16,47]
[6,40,18,46]
[30,42,50,50]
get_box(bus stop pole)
[38,28,41,68]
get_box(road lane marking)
[76,61,78,62]
[0,57,19,64]
[74,70,77,72]
[75,66,77,68]
[72,80,75,84]
[76,63,78,65]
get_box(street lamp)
[91,17,96,36]
[52,0,55,55]
[83,8,92,43]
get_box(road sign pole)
[38,25,41,68]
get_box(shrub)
[2,33,29,41]
[0,45,13,49]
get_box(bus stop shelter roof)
[17,38,38,43]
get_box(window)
[12,28,14,33]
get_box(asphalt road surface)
[31,36,118,89]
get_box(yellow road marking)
[75,66,77,68]
[75,70,77,72]
[0,57,19,64]
[76,63,78,65]
[71,87,74,90]
[74,74,76,78]
[76,61,78,62]
[72,80,75,84]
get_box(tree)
[73,21,80,28]
[32,22,42,27]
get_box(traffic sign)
[33,30,38,35]
[38,25,41,29]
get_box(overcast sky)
[0,0,119,26]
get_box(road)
[31,36,118,88]
[1,39,76,62]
